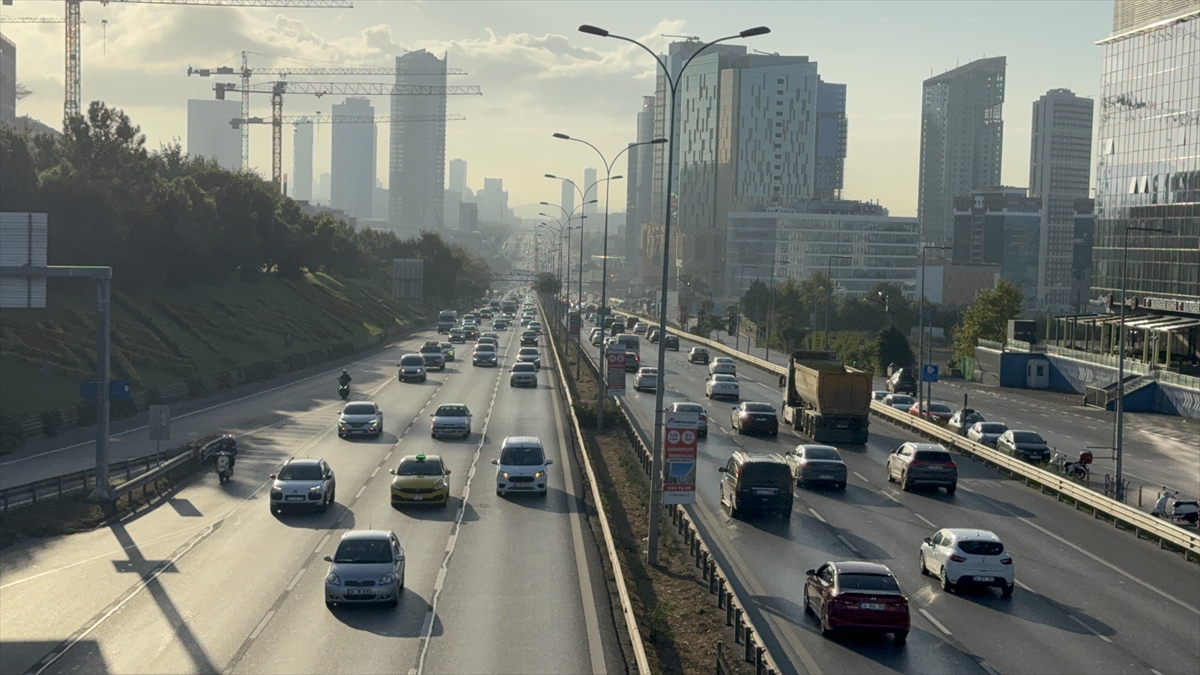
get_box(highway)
[0,327,621,675]
[591,322,1200,675]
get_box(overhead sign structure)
[662,410,699,505]
[0,213,48,308]
[606,343,626,397]
[923,364,939,383]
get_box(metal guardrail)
[0,436,221,512]
[541,301,651,675]
[566,308,781,675]
[623,317,1200,563]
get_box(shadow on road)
[327,590,438,638]
[273,502,356,530]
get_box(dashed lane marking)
[914,513,937,528]
[836,534,861,555]
[807,508,827,523]
[1068,614,1114,644]
[852,471,870,483]
[248,610,275,641]
[314,533,331,556]
[370,466,380,478]
[918,608,952,636]
[1016,579,1034,592]
[354,485,366,500]
[285,568,306,593]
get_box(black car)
[663,334,679,351]
[732,402,779,436]
[520,330,539,346]
[887,368,918,396]
[996,430,1052,463]
[719,451,793,519]
[689,347,710,364]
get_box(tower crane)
[229,113,466,128]
[188,54,466,169]
[214,80,482,190]
[0,16,80,22]
[4,0,352,121]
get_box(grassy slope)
[0,272,432,418]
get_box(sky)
[2,0,1113,218]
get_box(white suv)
[492,436,553,496]
[919,528,1014,596]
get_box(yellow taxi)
[389,454,451,507]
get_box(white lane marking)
[914,513,936,528]
[385,450,393,461]
[370,466,380,478]
[285,568,306,592]
[852,471,870,483]
[808,508,827,523]
[918,608,952,636]
[836,534,861,555]
[354,485,366,500]
[434,568,447,592]
[1068,614,1114,643]
[248,610,275,640]
[1152,669,1165,675]
[444,533,456,554]
[314,533,331,555]
[979,660,1002,675]
[1016,579,1034,592]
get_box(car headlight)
[309,485,323,492]
[379,573,397,584]
[500,472,509,479]
[534,471,544,478]
[326,573,341,585]
[270,489,282,499]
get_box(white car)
[871,390,890,402]
[634,367,658,392]
[430,403,472,439]
[337,401,384,439]
[966,421,1009,447]
[633,322,648,334]
[529,321,544,335]
[492,436,553,496]
[709,357,737,376]
[883,393,914,411]
[920,528,1014,596]
[509,362,538,388]
[706,373,740,401]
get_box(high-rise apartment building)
[561,180,574,219]
[625,95,655,285]
[330,97,375,220]
[814,78,848,200]
[390,49,448,234]
[953,187,1041,309]
[478,177,508,224]
[1,35,15,127]
[292,120,314,201]
[917,57,1006,250]
[448,158,467,194]
[583,168,598,217]
[1029,88,1094,311]
[1092,3,1200,317]
[186,99,241,170]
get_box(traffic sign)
[922,364,939,382]
[663,410,699,505]
[606,344,626,397]
[149,404,171,441]
[79,379,131,400]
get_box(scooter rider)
[214,434,237,475]
[338,369,352,387]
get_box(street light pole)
[765,258,787,363]
[580,22,770,566]
[1114,225,1169,502]
[917,246,950,414]
[824,255,852,350]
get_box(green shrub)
[74,400,97,427]
[110,398,138,420]
[40,409,63,437]
[0,416,26,454]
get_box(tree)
[877,326,915,372]
[740,280,770,322]
[532,272,561,295]
[0,129,39,211]
[952,280,1024,362]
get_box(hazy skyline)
[2,0,1111,218]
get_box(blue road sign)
[79,380,132,400]
[922,364,939,383]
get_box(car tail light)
[949,553,967,563]
[1000,557,1012,565]
[909,460,928,466]
[941,462,957,468]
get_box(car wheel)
[919,552,929,576]
[389,595,399,608]
[901,472,912,492]
[886,464,895,483]
[836,481,846,490]
[328,488,335,503]
[939,566,954,592]
[804,593,815,615]
[319,497,329,513]
[893,631,907,646]
[326,600,335,610]
[1002,582,1014,597]
[946,484,957,495]
[540,489,548,497]
[821,608,835,638]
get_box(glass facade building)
[1093,9,1200,316]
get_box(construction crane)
[188,54,466,169]
[214,80,482,190]
[4,1,352,121]
[229,113,466,128]
[0,16,80,22]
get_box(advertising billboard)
[662,410,699,505]
[606,343,626,397]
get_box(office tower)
[953,187,1041,308]
[186,99,241,170]
[292,120,314,201]
[917,56,1007,249]
[625,96,655,286]
[390,49,448,233]
[1029,89,1094,311]
[1,35,14,126]
[583,168,598,217]
[478,177,508,224]
[814,78,848,200]
[317,173,331,203]
[561,179,574,219]
[1072,198,1095,314]
[448,158,467,194]
[1092,3,1199,317]
[460,202,479,231]
[330,97,375,220]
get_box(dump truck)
[782,350,872,444]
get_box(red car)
[805,561,909,644]
[907,402,953,425]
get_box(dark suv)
[689,347,710,364]
[719,452,793,520]
[886,367,918,395]
[885,443,957,494]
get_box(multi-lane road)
[598,324,1200,675]
[0,327,621,675]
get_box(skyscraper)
[331,97,375,220]
[186,99,241,170]
[390,49,448,234]
[478,177,508,224]
[561,179,575,220]
[814,78,848,200]
[625,95,655,285]
[1092,3,1199,316]
[1029,89,1094,311]
[583,168,598,217]
[448,158,467,194]
[917,56,1007,249]
[292,120,314,201]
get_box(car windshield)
[958,540,1005,556]
[400,355,425,366]
[512,363,536,372]
[475,344,495,352]
[343,404,375,415]
[740,463,790,484]
[804,447,842,461]
[500,446,544,466]
[978,423,1007,433]
[333,538,392,564]
[914,450,954,463]
[278,464,323,481]
[519,348,539,356]
[397,459,443,476]
[745,403,775,412]
[640,368,658,375]
[713,375,737,383]
[1013,432,1046,443]
[440,343,452,350]
[890,395,914,405]
[716,358,733,363]
[435,406,468,417]
[929,403,952,413]
[693,349,707,354]
[838,573,901,592]
[674,403,703,412]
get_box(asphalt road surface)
[588,324,1200,675]
[0,327,621,675]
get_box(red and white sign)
[662,411,699,505]
[606,343,626,397]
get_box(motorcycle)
[1152,488,1199,525]
[1052,450,1091,481]
[216,453,233,484]
[338,383,350,400]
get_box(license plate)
[411,495,423,501]
[974,576,994,582]
[286,496,305,502]
[752,488,775,495]
[819,475,834,480]
[859,603,885,610]
[347,589,372,596]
